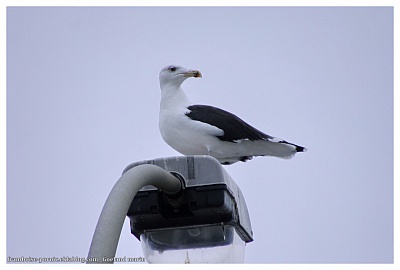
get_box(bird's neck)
[160,86,191,111]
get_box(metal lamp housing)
[124,155,253,263]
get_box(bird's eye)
[169,66,176,72]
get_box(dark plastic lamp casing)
[124,155,253,246]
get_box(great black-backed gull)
[158,65,306,165]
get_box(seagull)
[158,65,306,165]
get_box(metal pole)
[87,164,182,264]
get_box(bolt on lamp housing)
[124,155,253,263]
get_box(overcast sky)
[6,6,394,265]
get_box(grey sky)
[6,7,394,264]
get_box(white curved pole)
[87,164,181,263]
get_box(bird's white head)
[159,65,202,90]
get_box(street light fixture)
[125,155,253,263]
[88,155,253,264]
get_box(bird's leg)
[206,146,213,157]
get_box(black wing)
[186,105,273,142]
